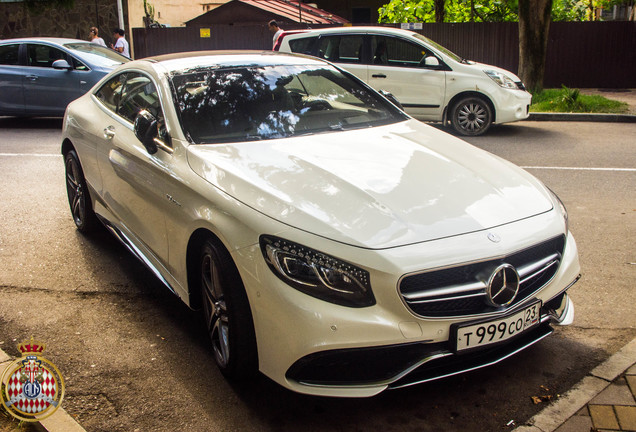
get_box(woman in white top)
[89,27,106,47]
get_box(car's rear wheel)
[199,238,258,379]
[450,96,492,136]
[64,149,97,233]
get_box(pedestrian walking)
[268,20,284,49]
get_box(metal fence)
[133,21,636,88]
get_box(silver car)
[0,37,129,117]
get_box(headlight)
[484,70,518,89]
[547,188,569,233]
[260,235,375,307]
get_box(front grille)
[516,81,526,91]
[399,236,565,318]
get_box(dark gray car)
[0,37,129,117]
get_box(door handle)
[103,126,115,140]
[25,75,38,81]
[372,74,387,78]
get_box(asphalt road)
[0,118,634,432]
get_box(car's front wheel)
[64,149,97,233]
[450,96,493,136]
[199,238,258,379]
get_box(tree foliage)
[379,0,519,22]
[378,0,627,22]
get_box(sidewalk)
[514,338,636,432]
[579,89,636,115]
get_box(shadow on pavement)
[0,116,63,130]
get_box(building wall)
[127,0,227,57]
[0,0,126,46]
[128,0,228,29]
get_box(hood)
[187,120,553,249]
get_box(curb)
[513,337,636,432]
[0,347,87,432]
[528,112,636,122]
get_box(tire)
[64,149,98,233]
[450,97,493,136]
[199,238,258,379]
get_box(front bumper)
[493,89,532,124]
[238,212,579,397]
[285,288,576,396]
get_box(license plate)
[455,301,542,351]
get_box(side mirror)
[134,110,158,154]
[52,59,72,70]
[378,90,404,111]
[424,57,440,67]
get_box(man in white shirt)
[110,28,130,58]
[268,20,284,49]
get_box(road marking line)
[0,153,61,157]
[522,166,636,172]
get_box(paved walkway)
[579,89,636,115]
[515,338,636,432]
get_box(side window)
[26,44,67,68]
[118,73,168,144]
[288,37,317,55]
[371,36,428,68]
[117,73,162,124]
[317,35,363,64]
[70,56,89,71]
[95,73,127,113]
[0,44,20,66]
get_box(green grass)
[530,87,629,113]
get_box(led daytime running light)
[260,235,374,307]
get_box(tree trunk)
[434,0,446,22]
[518,0,553,93]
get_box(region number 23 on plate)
[455,301,541,351]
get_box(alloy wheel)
[65,155,87,227]
[201,251,231,368]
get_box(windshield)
[412,33,463,63]
[170,64,407,144]
[64,42,129,67]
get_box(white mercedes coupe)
[62,51,580,397]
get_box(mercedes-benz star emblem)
[486,264,520,307]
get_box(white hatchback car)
[62,51,578,397]
[276,26,532,136]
